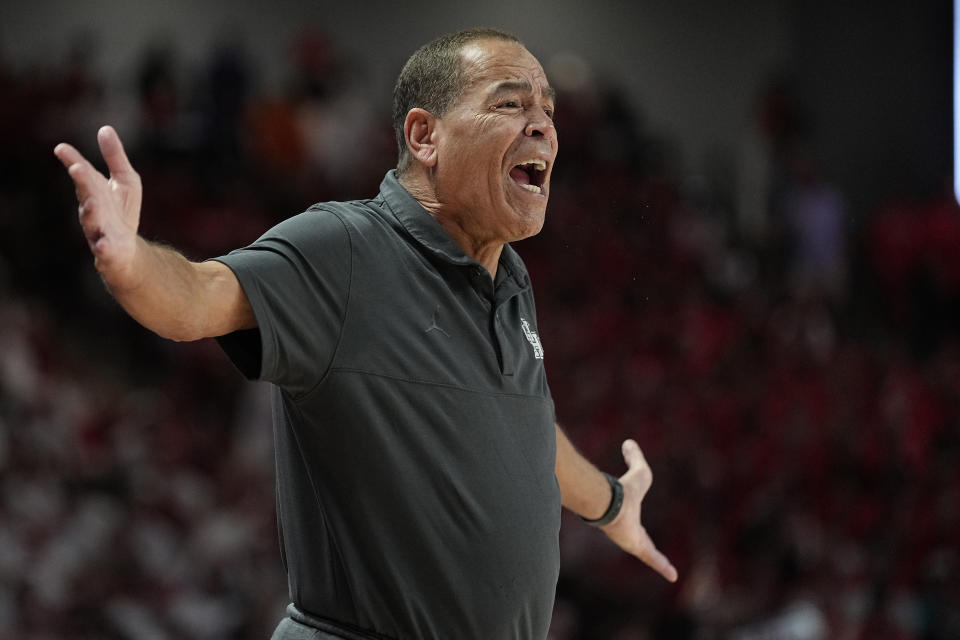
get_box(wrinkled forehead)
[459,39,552,97]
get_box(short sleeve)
[212,207,351,397]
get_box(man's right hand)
[53,126,255,341]
[55,125,143,291]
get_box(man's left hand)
[600,439,678,582]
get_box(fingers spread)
[97,125,136,179]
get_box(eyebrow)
[490,80,557,104]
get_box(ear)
[404,108,439,168]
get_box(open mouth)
[509,159,547,195]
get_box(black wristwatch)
[581,472,624,527]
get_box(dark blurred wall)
[5,1,949,218]
[1,0,790,179]
[791,0,952,215]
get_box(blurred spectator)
[780,148,848,302]
[736,77,806,252]
[869,188,960,358]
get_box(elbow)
[159,330,201,343]
[153,317,208,343]
[165,332,201,343]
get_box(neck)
[399,170,503,279]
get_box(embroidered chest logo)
[520,318,544,359]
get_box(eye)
[499,100,521,109]
[543,107,555,120]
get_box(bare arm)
[555,424,610,519]
[54,126,254,341]
[555,424,678,582]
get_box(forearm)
[103,237,253,341]
[555,424,613,520]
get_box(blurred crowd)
[0,28,958,640]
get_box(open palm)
[54,126,142,289]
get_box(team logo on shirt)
[521,318,544,359]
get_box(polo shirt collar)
[379,170,530,290]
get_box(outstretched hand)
[54,126,142,290]
[600,439,678,582]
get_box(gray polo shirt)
[214,171,560,640]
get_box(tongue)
[509,167,531,185]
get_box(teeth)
[519,159,547,171]
[520,184,542,194]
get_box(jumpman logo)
[424,305,450,337]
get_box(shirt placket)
[468,265,518,377]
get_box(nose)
[525,109,556,140]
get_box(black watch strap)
[581,472,624,527]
